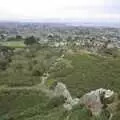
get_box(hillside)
[0,46,120,120]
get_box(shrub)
[32,69,43,76]
[102,48,119,58]
[47,96,65,109]
[24,36,38,45]
[46,79,57,89]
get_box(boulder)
[54,82,115,117]
[79,88,114,116]
[54,82,80,110]
[54,82,73,103]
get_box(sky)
[0,0,120,23]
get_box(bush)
[32,69,43,76]
[112,112,120,120]
[47,96,65,109]
[24,36,38,45]
[32,63,46,76]
[69,107,92,120]
[102,48,119,58]
[0,60,8,70]
[46,79,57,89]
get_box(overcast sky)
[0,0,120,22]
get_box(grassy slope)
[0,90,50,120]
[0,41,26,48]
[0,51,120,120]
[50,54,120,97]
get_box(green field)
[0,41,26,48]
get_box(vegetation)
[0,41,25,48]
[0,45,120,120]
[0,23,120,120]
[24,36,39,45]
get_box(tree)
[16,35,22,40]
[1,34,5,40]
[47,34,54,41]
[24,36,38,45]
[66,36,73,42]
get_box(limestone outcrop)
[79,88,114,116]
[54,82,115,119]
[54,82,80,110]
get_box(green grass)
[0,88,93,120]
[0,41,26,48]
[0,47,120,120]
[50,54,120,97]
[0,90,50,120]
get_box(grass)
[0,88,93,120]
[0,47,120,120]
[0,41,26,48]
[50,53,120,97]
[0,90,49,120]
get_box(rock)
[63,103,73,110]
[79,88,114,116]
[54,82,115,118]
[71,98,80,106]
[41,72,49,85]
[54,82,73,103]
[54,82,80,111]
[63,98,80,111]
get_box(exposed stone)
[54,82,73,103]
[79,88,114,116]
[63,98,80,110]
[54,82,80,111]
[53,82,115,119]
[63,103,73,110]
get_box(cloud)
[0,0,119,22]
